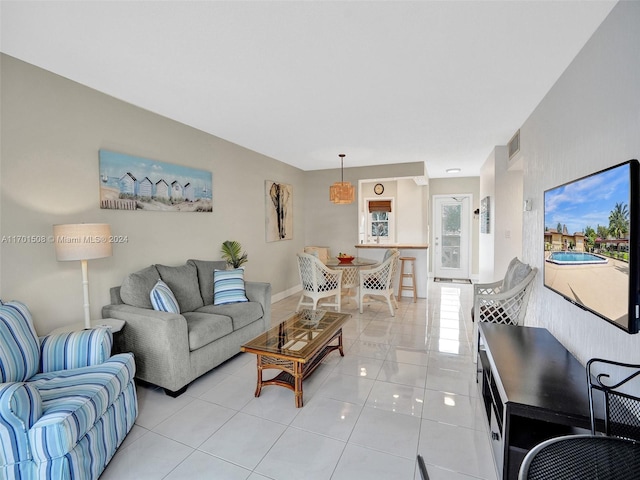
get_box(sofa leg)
[164,385,188,397]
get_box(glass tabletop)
[241,310,351,361]
[325,257,377,267]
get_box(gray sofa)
[102,259,271,396]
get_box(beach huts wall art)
[99,150,212,212]
[265,180,293,242]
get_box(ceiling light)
[446,168,461,174]
[329,154,355,204]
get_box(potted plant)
[220,240,248,269]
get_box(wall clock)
[374,183,384,195]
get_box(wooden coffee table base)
[254,329,344,407]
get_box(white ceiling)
[0,1,617,177]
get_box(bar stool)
[398,256,417,302]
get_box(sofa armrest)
[245,281,272,330]
[39,328,113,373]
[0,382,42,468]
[101,304,191,392]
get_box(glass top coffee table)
[241,309,351,407]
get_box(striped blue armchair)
[0,300,138,480]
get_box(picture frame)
[99,150,212,212]
[265,180,293,242]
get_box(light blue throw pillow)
[214,268,249,305]
[150,279,180,313]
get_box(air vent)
[508,130,520,159]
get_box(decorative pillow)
[214,268,249,305]
[150,280,180,313]
[0,300,40,382]
[120,265,160,309]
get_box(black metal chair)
[519,359,640,479]
[518,434,640,480]
[586,358,640,441]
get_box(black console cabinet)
[477,323,601,480]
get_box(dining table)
[325,257,378,307]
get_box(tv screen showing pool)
[544,160,640,333]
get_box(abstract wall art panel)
[265,180,293,242]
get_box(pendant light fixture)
[329,154,355,204]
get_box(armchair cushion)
[502,257,532,292]
[39,328,113,373]
[120,264,160,309]
[28,353,136,460]
[0,300,40,383]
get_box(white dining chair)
[358,251,400,316]
[296,253,342,311]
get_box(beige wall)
[0,54,306,333]
[0,54,429,333]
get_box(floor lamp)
[53,223,112,329]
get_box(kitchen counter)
[353,244,429,299]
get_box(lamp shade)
[329,182,355,204]
[329,153,355,204]
[53,223,112,261]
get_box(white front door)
[433,195,471,279]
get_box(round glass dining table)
[325,257,378,307]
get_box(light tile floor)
[101,281,499,480]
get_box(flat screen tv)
[544,159,640,334]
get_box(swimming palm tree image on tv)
[544,160,640,334]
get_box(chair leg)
[472,321,479,364]
[391,293,399,309]
[387,298,395,317]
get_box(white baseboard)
[271,284,302,304]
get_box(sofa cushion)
[182,312,233,351]
[195,302,264,331]
[0,300,40,382]
[502,257,532,292]
[214,268,249,305]
[187,259,228,306]
[150,280,180,313]
[120,265,159,309]
[156,263,204,313]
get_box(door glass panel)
[441,204,461,269]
